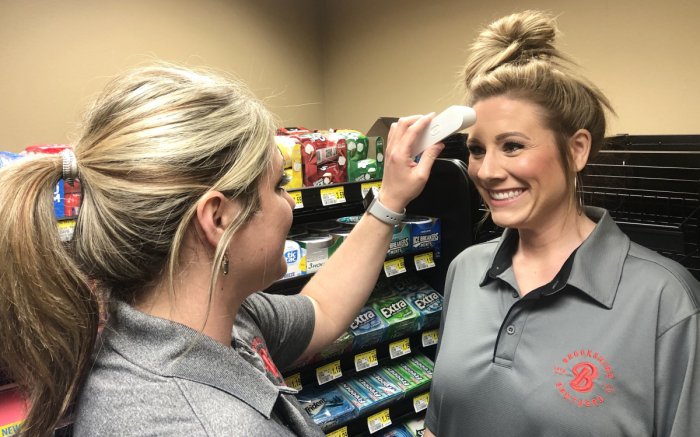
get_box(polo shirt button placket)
[506,325,516,335]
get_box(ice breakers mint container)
[371,296,420,341]
[348,306,389,351]
[296,383,356,431]
[403,289,443,330]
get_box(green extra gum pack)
[370,295,420,341]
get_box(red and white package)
[297,133,347,186]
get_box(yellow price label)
[320,186,346,206]
[367,408,392,433]
[57,219,76,242]
[354,349,378,372]
[290,190,304,209]
[360,181,382,198]
[326,427,349,437]
[383,257,406,277]
[414,252,435,270]
[422,329,439,347]
[284,373,302,391]
[316,360,342,385]
[389,338,411,359]
[413,393,430,412]
[0,421,22,436]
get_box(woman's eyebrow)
[495,132,530,141]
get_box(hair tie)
[59,149,78,187]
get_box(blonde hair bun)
[464,11,568,87]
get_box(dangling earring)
[221,252,230,275]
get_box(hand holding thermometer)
[410,106,477,158]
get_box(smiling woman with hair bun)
[424,11,700,437]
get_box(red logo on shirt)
[553,348,615,408]
[252,336,281,378]
[569,362,598,393]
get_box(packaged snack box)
[404,352,434,379]
[388,273,433,295]
[378,366,425,398]
[283,240,304,279]
[402,416,427,437]
[277,126,311,136]
[409,217,442,257]
[296,383,356,431]
[375,425,414,437]
[348,306,389,351]
[336,215,362,227]
[366,369,404,400]
[368,136,385,179]
[275,136,303,189]
[312,331,354,362]
[350,158,379,181]
[292,232,343,274]
[335,379,376,414]
[297,132,348,186]
[386,361,431,397]
[402,289,443,330]
[351,375,396,409]
[367,277,398,304]
[371,296,420,341]
[388,224,412,257]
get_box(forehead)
[470,96,546,135]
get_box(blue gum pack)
[296,383,356,431]
[348,306,389,351]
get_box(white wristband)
[364,187,405,225]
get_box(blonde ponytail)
[463,11,615,212]
[0,155,99,437]
[0,64,277,437]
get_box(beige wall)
[2,0,699,155]
[322,0,700,136]
[0,0,327,153]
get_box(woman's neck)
[133,255,246,347]
[511,206,596,295]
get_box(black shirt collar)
[479,207,630,308]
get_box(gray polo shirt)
[74,292,323,436]
[426,207,700,437]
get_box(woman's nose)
[477,150,506,182]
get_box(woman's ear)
[195,191,239,248]
[570,129,592,172]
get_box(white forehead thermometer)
[410,106,476,157]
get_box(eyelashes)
[279,173,293,188]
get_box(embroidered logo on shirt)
[553,348,615,408]
[252,336,281,378]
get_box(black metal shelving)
[267,158,473,436]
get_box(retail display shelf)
[282,328,438,389]
[323,389,430,436]
[264,248,438,296]
[288,179,381,225]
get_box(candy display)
[335,380,376,414]
[276,136,303,189]
[297,132,348,186]
[386,360,431,397]
[402,415,427,437]
[388,273,433,295]
[404,352,434,379]
[371,296,420,341]
[292,232,343,274]
[282,240,304,279]
[352,375,398,409]
[348,306,389,351]
[409,217,442,257]
[336,215,362,227]
[388,224,412,257]
[296,383,356,431]
[305,220,343,233]
[367,277,398,304]
[365,369,404,400]
[402,288,443,330]
[312,331,354,363]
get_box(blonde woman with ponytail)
[425,11,699,437]
[0,65,444,437]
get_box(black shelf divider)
[324,389,430,436]
[282,327,438,388]
[276,158,473,437]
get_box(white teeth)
[489,189,523,200]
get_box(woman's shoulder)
[450,236,501,270]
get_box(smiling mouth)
[488,189,524,201]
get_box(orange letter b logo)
[569,362,599,393]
